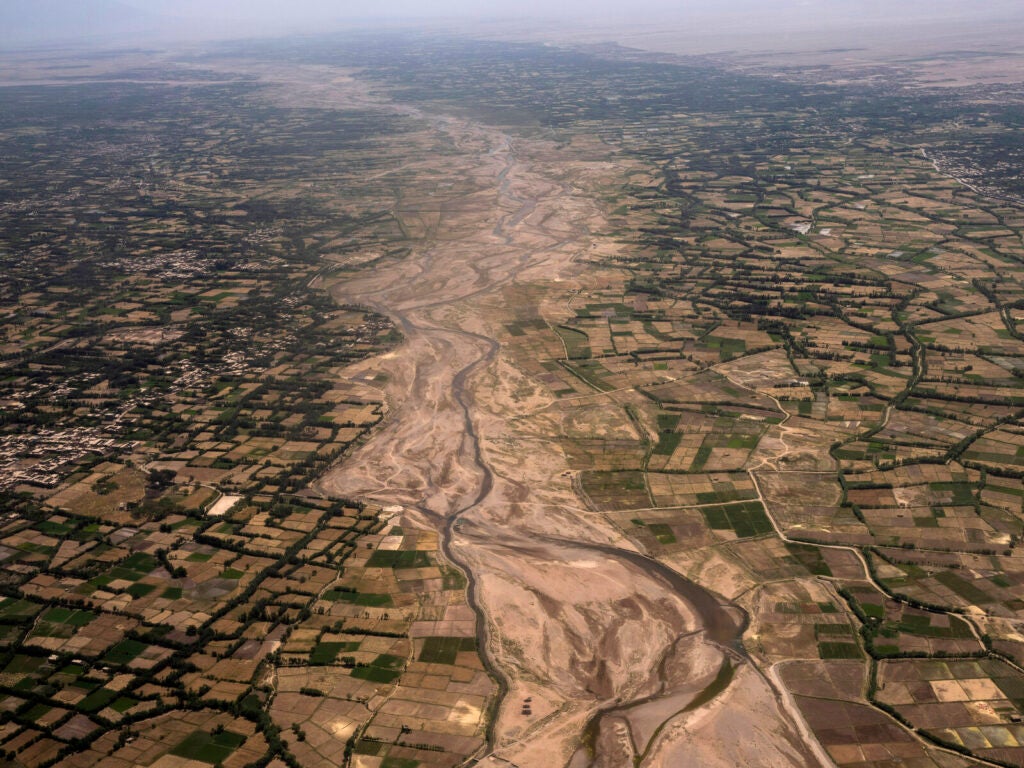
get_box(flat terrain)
[3,29,1024,768]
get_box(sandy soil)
[222,65,836,767]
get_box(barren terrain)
[301,70,823,766]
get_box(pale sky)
[120,0,1024,22]
[5,0,1024,50]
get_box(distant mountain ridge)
[0,0,159,48]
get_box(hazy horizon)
[4,0,1024,53]
[118,0,1024,23]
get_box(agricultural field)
[0,50,495,768]
[328,33,1024,767]
[877,658,1024,765]
[781,660,978,768]
[4,26,1024,768]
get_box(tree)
[147,468,177,490]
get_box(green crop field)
[171,731,247,765]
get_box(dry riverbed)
[261,66,832,767]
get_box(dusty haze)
[5,0,1024,53]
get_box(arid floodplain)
[3,29,1024,768]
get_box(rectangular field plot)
[646,471,757,508]
[753,471,872,544]
[870,554,1021,617]
[818,640,862,660]
[351,654,405,684]
[171,729,247,764]
[0,599,42,621]
[561,438,647,472]
[646,411,769,473]
[615,508,717,552]
[322,589,393,607]
[554,325,592,359]
[964,428,1024,470]
[878,658,1024,766]
[309,641,361,665]
[418,636,476,665]
[843,582,984,657]
[579,471,650,511]
[701,501,773,539]
[366,550,433,569]
[794,692,934,766]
